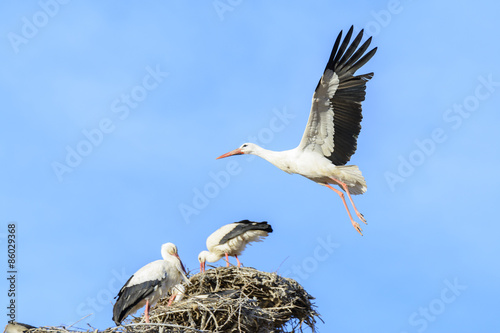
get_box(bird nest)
[129,266,321,332]
[13,267,320,333]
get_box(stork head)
[162,242,188,275]
[198,251,209,273]
[161,242,178,257]
[216,143,257,159]
[198,250,225,273]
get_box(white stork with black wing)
[198,220,273,272]
[217,26,377,235]
[112,243,190,325]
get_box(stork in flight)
[112,243,190,325]
[198,220,273,272]
[217,26,376,235]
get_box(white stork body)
[112,243,190,325]
[3,322,36,333]
[217,26,376,235]
[246,146,366,194]
[198,220,273,272]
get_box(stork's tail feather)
[334,165,366,195]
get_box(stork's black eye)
[242,144,248,148]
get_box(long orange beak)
[200,261,205,273]
[174,253,187,274]
[216,148,243,159]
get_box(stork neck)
[205,251,224,263]
[252,145,293,172]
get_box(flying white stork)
[216,26,377,235]
[112,242,190,325]
[198,220,273,272]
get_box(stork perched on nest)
[198,220,273,272]
[152,266,319,332]
[113,243,190,325]
[216,26,377,235]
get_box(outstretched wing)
[297,26,377,165]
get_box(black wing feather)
[337,29,364,72]
[112,278,161,325]
[219,220,273,245]
[320,26,376,165]
[331,26,353,68]
[338,36,372,74]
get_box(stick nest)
[14,267,320,333]
[135,266,320,332]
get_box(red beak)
[200,261,205,273]
[174,253,187,274]
[216,148,243,159]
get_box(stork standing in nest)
[113,243,190,325]
[216,26,377,235]
[198,220,273,272]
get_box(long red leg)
[235,255,242,267]
[167,294,176,306]
[145,299,150,323]
[325,184,363,235]
[225,253,230,267]
[330,179,367,224]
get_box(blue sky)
[1,1,500,332]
